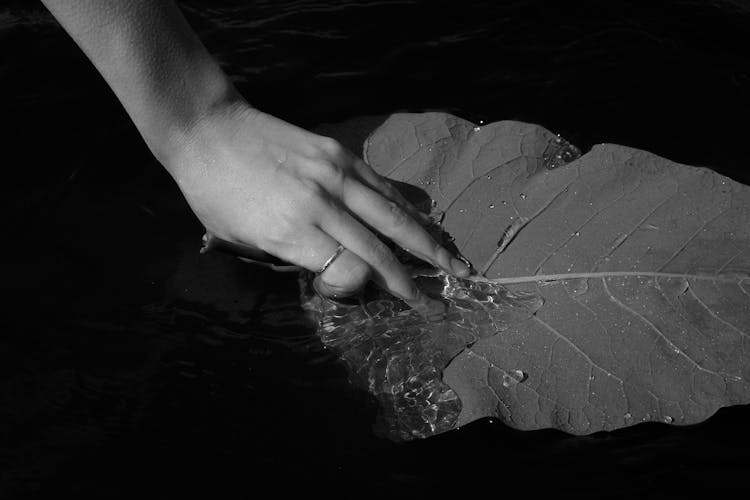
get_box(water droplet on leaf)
[567,278,589,296]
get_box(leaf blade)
[308,112,750,438]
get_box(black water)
[2,0,749,497]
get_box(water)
[304,272,544,440]
[2,0,750,496]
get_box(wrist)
[153,87,261,185]
[142,64,247,166]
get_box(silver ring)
[317,244,345,274]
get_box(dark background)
[1,0,749,497]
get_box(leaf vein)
[687,284,749,341]
[601,278,724,379]
[657,205,728,272]
[533,316,624,386]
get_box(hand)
[163,101,469,305]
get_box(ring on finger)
[317,244,346,274]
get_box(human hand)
[163,101,469,310]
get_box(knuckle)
[294,184,323,210]
[278,183,328,223]
[318,137,345,158]
[264,219,296,247]
[318,159,340,176]
[387,201,409,229]
[315,160,346,187]
[370,241,397,267]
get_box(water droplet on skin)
[488,203,495,209]
[519,193,527,199]
[664,415,673,423]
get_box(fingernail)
[450,257,470,277]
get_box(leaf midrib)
[473,271,746,285]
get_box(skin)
[41,0,469,309]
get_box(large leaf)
[303,112,750,439]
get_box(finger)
[319,206,421,302]
[316,246,371,298]
[341,178,470,277]
[271,228,370,298]
[348,156,433,225]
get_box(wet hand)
[164,102,469,305]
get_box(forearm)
[41,0,242,162]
